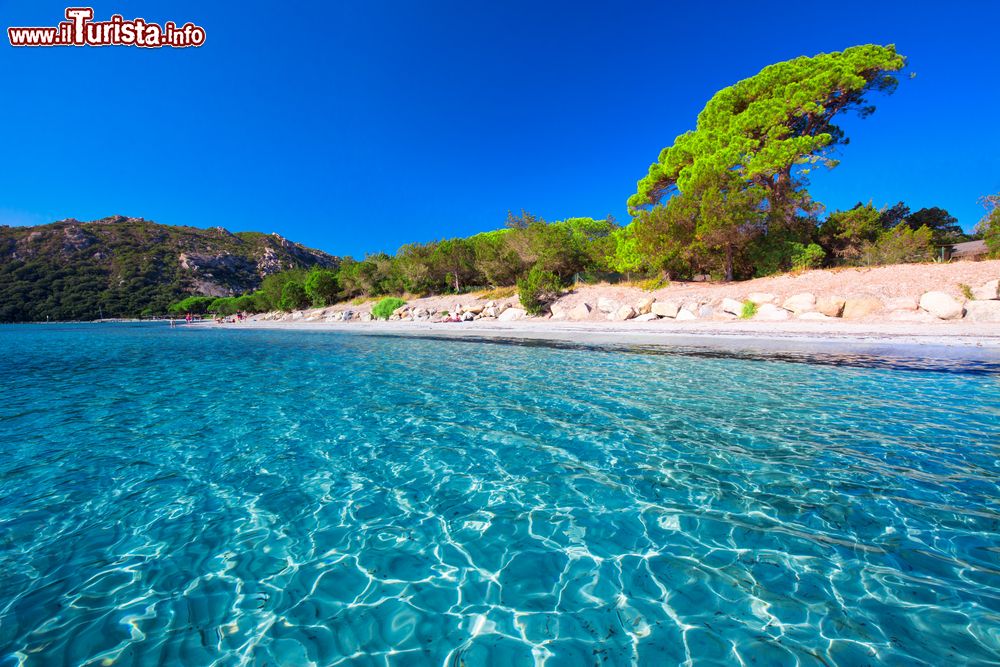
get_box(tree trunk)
[724,245,734,282]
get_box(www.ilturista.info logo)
[8,8,205,48]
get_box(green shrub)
[260,269,307,310]
[790,242,826,270]
[974,196,1000,258]
[248,291,271,312]
[233,294,258,312]
[168,295,215,315]
[372,297,406,320]
[209,296,239,315]
[749,236,820,277]
[517,266,562,315]
[959,283,974,301]
[304,268,339,306]
[860,225,934,265]
[740,301,758,319]
[278,281,310,312]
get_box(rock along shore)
[236,262,1000,351]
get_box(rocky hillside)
[0,216,339,322]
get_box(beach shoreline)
[222,261,1000,359]
[228,318,1000,362]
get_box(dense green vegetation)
[622,44,944,281]
[0,216,338,322]
[168,296,216,315]
[371,297,406,320]
[184,213,620,315]
[517,267,562,315]
[978,194,1000,256]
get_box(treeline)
[169,266,337,315]
[170,212,618,314]
[170,200,987,317]
[615,200,973,282]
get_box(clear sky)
[2,0,998,258]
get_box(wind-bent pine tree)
[627,45,907,278]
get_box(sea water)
[1,323,998,666]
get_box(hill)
[0,216,339,322]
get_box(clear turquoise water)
[1,324,999,666]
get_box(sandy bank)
[219,260,1000,361]
[229,318,1000,364]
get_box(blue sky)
[2,0,998,258]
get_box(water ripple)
[0,324,998,666]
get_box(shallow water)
[1,323,998,666]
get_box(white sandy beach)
[228,318,1000,365]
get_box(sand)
[230,260,1000,359]
[227,319,1000,367]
